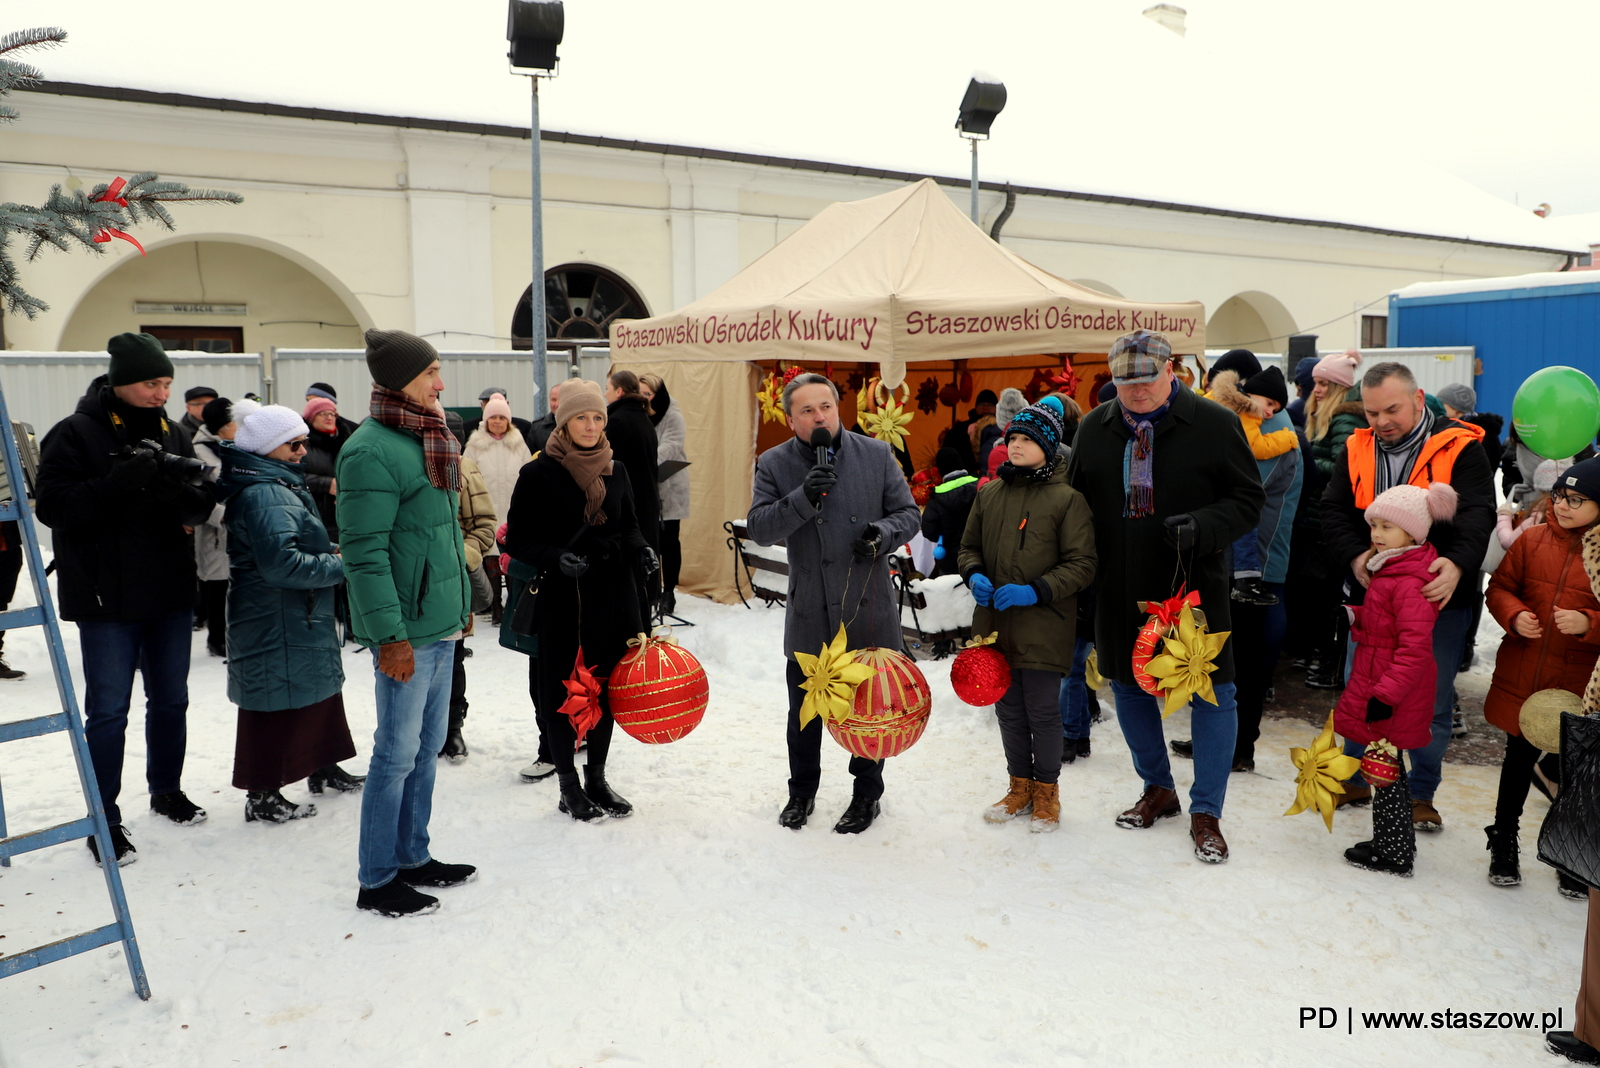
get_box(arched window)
[511,263,649,349]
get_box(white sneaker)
[519,760,557,783]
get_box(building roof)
[1394,270,1600,302]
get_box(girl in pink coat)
[1335,480,1458,877]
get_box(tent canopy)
[612,178,1206,388]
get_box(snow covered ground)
[0,552,1587,1067]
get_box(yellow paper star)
[794,623,876,729]
[1142,604,1231,716]
[756,373,785,425]
[865,396,915,451]
[1285,710,1364,833]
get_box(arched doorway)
[57,240,366,354]
[511,263,650,349]
[1206,291,1298,351]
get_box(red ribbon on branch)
[90,177,145,255]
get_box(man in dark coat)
[463,385,535,440]
[604,372,661,550]
[920,446,978,578]
[1322,362,1494,832]
[748,373,921,835]
[1069,330,1264,864]
[527,381,560,455]
[181,385,217,435]
[34,333,219,865]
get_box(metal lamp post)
[956,76,1006,225]
[507,0,564,406]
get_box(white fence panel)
[0,352,263,437]
[1185,347,1472,398]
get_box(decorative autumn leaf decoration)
[1285,711,1364,832]
[794,624,876,730]
[558,647,605,750]
[915,376,940,415]
[1142,603,1230,716]
[756,372,785,425]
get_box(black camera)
[125,439,208,486]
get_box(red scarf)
[369,386,460,492]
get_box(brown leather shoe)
[1412,799,1444,833]
[1115,785,1181,829]
[985,775,1034,823]
[1191,813,1229,863]
[1335,780,1373,808]
[1029,780,1060,834]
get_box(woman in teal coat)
[217,406,364,824]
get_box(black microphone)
[809,426,833,466]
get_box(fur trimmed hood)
[1208,369,1260,418]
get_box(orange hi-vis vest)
[1345,420,1485,509]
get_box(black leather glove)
[108,451,158,493]
[1162,513,1199,551]
[852,523,883,560]
[1366,697,1393,724]
[558,552,589,578]
[638,546,660,575]
[802,462,837,505]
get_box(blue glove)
[968,573,993,606]
[932,536,946,561]
[994,583,1039,611]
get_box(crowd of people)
[14,324,1600,1062]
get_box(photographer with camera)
[35,333,217,866]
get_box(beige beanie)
[554,380,606,430]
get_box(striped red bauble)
[826,647,932,760]
[608,634,709,744]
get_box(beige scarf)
[544,430,613,525]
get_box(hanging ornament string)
[90,177,146,255]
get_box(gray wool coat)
[655,399,691,522]
[191,427,231,582]
[748,430,921,660]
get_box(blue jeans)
[1110,679,1238,818]
[1058,639,1095,740]
[358,640,454,889]
[78,610,193,825]
[1341,607,1473,801]
[1231,529,1261,576]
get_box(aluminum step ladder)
[0,381,150,999]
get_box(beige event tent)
[617,178,1206,602]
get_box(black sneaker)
[86,824,136,867]
[1344,840,1413,877]
[150,790,208,826]
[0,657,24,681]
[396,859,478,889]
[1230,577,1279,606]
[357,880,439,917]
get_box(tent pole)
[530,75,548,405]
[969,138,980,224]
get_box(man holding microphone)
[747,374,920,834]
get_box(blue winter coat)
[1254,409,1304,584]
[215,441,345,712]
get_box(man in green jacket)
[337,329,476,917]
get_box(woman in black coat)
[505,380,654,823]
[603,370,661,551]
[300,397,351,542]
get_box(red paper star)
[558,648,604,750]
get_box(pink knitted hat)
[482,393,512,422]
[1366,481,1458,544]
[302,397,337,422]
[1313,348,1363,389]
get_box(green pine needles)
[1,25,242,319]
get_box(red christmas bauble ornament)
[608,634,709,744]
[1359,744,1401,788]
[826,648,932,759]
[950,641,1012,707]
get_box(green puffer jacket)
[335,419,470,649]
[215,442,345,712]
[957,460,1098,673]
[1306,401,1367,526]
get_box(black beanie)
[184,385,218,403]
[1209,348,1262,386]
[1242,365,1289,411]
[107,333,175,387]
[364,329,439,392]
[1556,458,1600,504]
[975,389,999,407]
[201,396,234,434]
[1097,381,1118,404]
[935,447,963,476]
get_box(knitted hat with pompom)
[1366,481,1458,545]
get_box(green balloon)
[1513,366,1600,460]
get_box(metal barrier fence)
[0,353,264,437]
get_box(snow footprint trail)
[0,582,1586,1066]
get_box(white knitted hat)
[1366,481,1458,545]
[236,404,309,456]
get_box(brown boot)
[1412,798,1443,833]
[1029,780,1060,834]
[1115,785,1181,829]
[1190,813,1229,863]
[985,776,1034,823]
[1335,780,1373,808]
